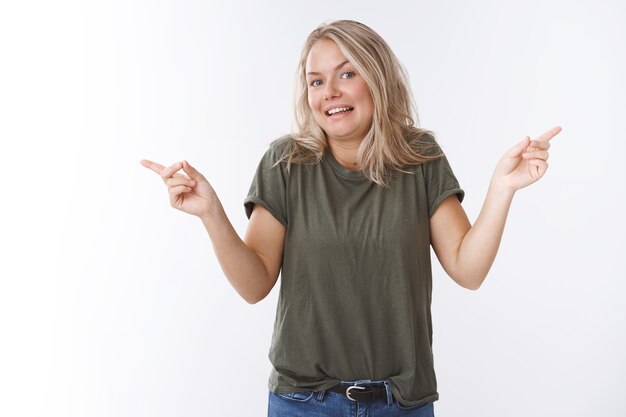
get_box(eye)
[310,79,322,87]
[341,71,356,79]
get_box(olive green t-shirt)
[243,134,464,407]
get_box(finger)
[182,160,207,181]
[167,177,196,188]
[141,160,189,184]
[529,159,549,177]
[529,140,550,151]
[522,150,549,161]
[140,159,167,175]
[160,161,183,183]
[169,184,193,199]
[505,136,531,157]
[534,126,562,142]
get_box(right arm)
[140,158,285,304]
[201,201,285,304]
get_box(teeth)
[327,107,352,115]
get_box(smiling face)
[305,38,374,146]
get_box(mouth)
[325,106,354,117]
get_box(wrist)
[199,199,224,223]
[489,176,516,199]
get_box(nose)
[323,79,341,100]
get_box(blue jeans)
[268,379,435,416]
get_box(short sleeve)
[243,140,289,227]
[420,138,465,218]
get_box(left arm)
[430,126,562,290]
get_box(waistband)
[327,379,393,404]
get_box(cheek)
[354,83,373,112]
[358,93,374,118]
[308,89,319,107]
[365,96,374,117]
[308,92,324,119]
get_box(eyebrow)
[306,60,350,76]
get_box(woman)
[141,20,561,417]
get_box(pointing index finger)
[535,126,562,142]
[140,159,166,175]
[141,159,189,186]
[160,162,183,182]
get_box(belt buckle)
[345,385,366,401]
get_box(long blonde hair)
[277,19,442,187]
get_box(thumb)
[504,136,530,158]
[182,160,207,181]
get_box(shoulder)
[254,134,298,176]
[268,134,296,158]
[405,129,443,158]
[252,134,296,168]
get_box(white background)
[1,0,624,416]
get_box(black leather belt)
[328,384,388,402]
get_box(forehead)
[305,38,349,73]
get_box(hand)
[492,126,562,192]
[140,159,218,218]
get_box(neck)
[328,138,361,171]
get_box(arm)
[201,202,286,304]
[429,126,562,290]
[430,185,513,290]
[140,158,286,304]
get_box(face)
[305,38,374,145]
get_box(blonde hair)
[277,19,442,187]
